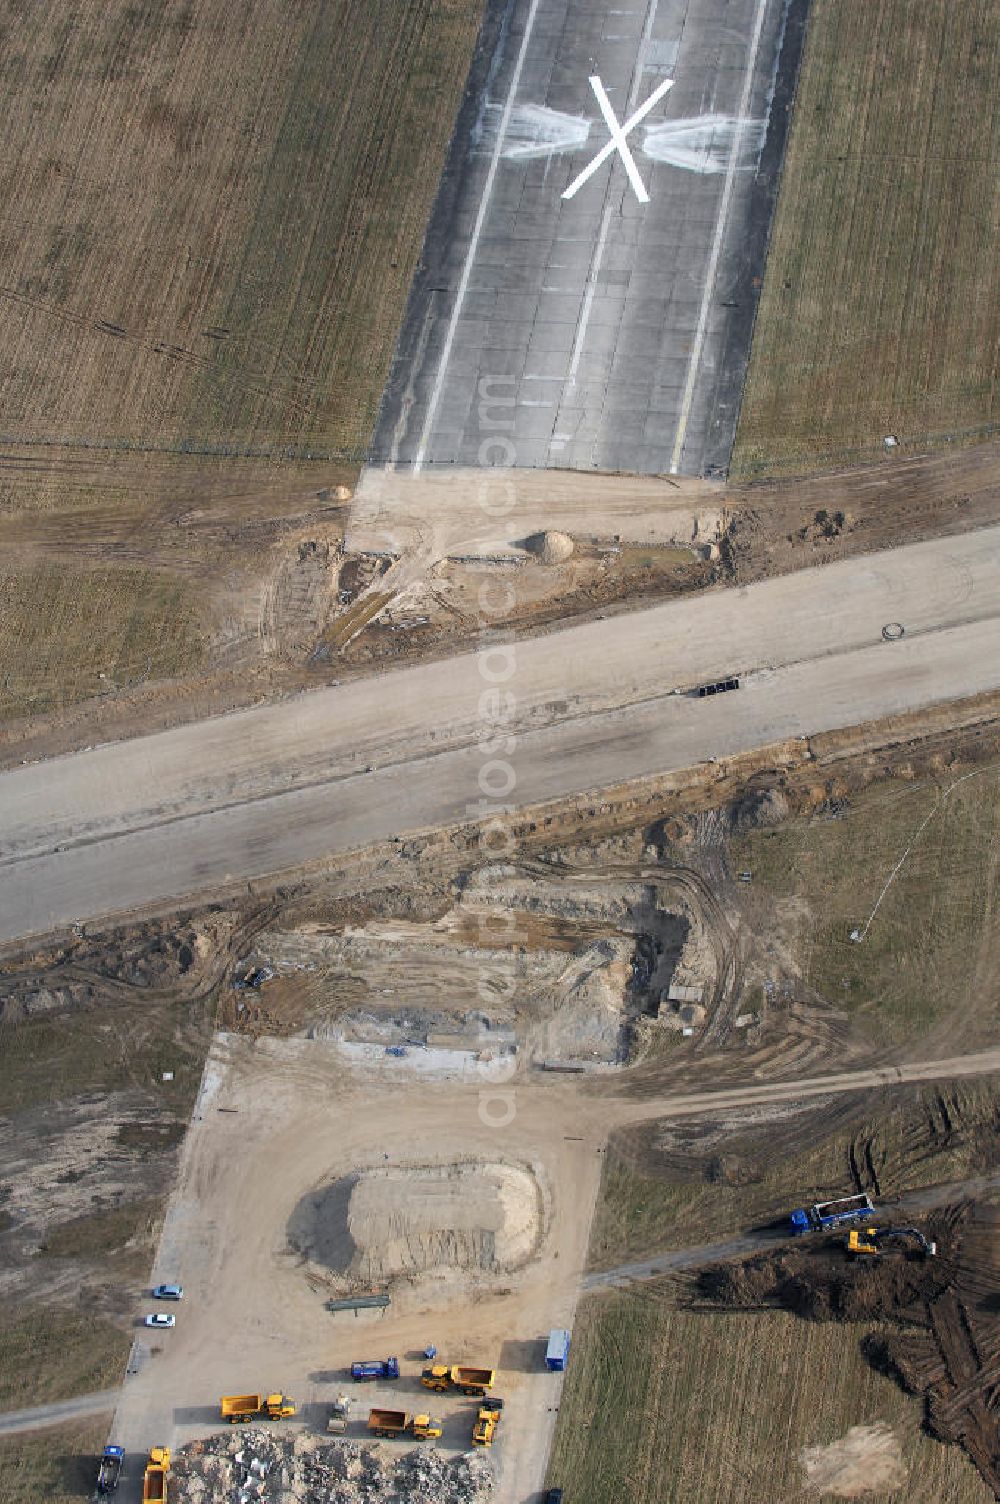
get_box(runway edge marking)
[413,0,544,472]
[669,0,772,475]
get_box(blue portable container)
[545,1329,571,1372]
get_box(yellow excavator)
[846,1225,937,1258]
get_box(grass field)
[0,1308,126,1411]
[0,564,202,720]
[731,763,1000,1050]
[548,1292,991,1503]
[733,0,1000,477]
[0,996,212,1432]
[0,1418,112,1504]
[0,994,212,1117]
[589,1079,1000,1268]
[40,1197,163,1271]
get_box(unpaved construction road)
[2,525,999,942]
[585,1169,1000,1290]
[109,1035,607,1504]
[609,1049,1000,1116]
[0,1389,117,1436]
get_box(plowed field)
[548,1291,990,1503]
[0,0,482,460]
[0,0,483,722]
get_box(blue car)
[152,1283,183,1300]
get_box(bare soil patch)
[801,1424,906,1497]
[589,1078,1000,1271]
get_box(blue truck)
[790,1193,874,1235]
[351,1357,400,1382]
[96,1445,125,1494]
[545,1329,571,1372]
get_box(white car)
[144,1313,176,1329]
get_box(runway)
[2,525,999,943]
[369,0,806,477]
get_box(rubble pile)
[172,1429,494,1504]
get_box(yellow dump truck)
[220,1392,297,1423]
[142,1447,170,1502]
[472,1398,503,1447]
[420,1363,496,1397]
[367,1408,443,1440]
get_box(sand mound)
[289,1161,543,1282]
[527,529,574,563]
[801,1424,904,1497]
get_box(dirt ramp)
[289,1161,544,1283]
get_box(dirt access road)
[106,1039,1000,1504]
[2,524,1000,943]
[0,1389,117,1437]
[585,1169,1000,1291]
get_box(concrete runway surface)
[1,525,999,942]
[370,0,807,477]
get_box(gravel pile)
[171,1430,494,1504]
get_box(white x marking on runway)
[562,74,674,203]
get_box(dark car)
[233,966,273,991]
[545,1492,564,1504]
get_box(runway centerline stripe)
[562,0,663,406]
[669,0,771,475]
[412,0,545,472]
[567,203,615,385]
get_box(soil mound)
[527,529,574,563]
[730,786,789,833]
[698,1240,949,1322]
[288,1161,543,1282]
